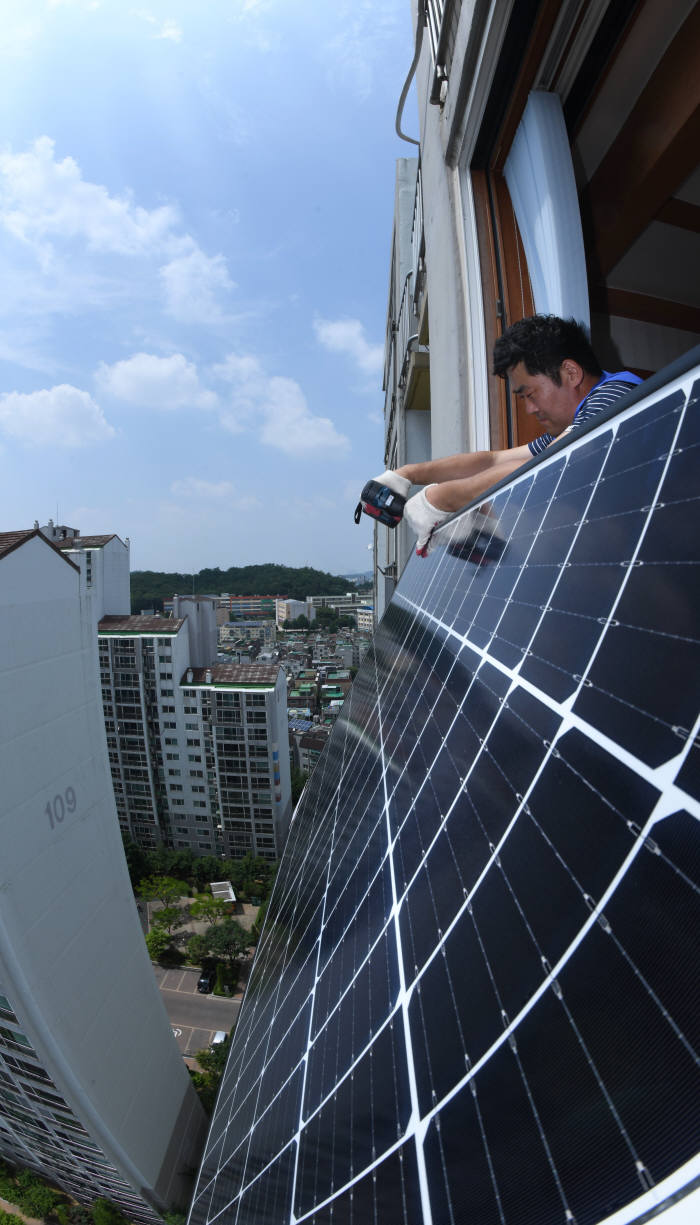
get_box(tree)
[190,893,228,925]
[191,854,227,893]
[145,928,171,961]
[186,932,211,964]
[91,1199,126,1225]
[137,875,189,907]
[151,905,186,936]
[121,835,150,886]
[290,767,308,806]
[209,918,251,964]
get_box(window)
[165,737,177,745]
[187,737,200,746]
[171,798,184,807]
[170,783,183,792]
[192,784,205,793]
[188,754,202,763]
[190,769,204,778]
[168,769,181,777]
[161,688,174,697]
[166,752,180,760]
[185,721,198,730]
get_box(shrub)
[91,1199,126,1225]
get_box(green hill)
[130,563,357,613]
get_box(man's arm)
[396,444,531,488]
[413,450,531,512]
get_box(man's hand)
[371,470,412,499]
[403,485,453,556]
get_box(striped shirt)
[528,371,643,456]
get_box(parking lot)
[153,965,243,1057]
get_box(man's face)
[508,361,581,435]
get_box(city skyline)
[0,0,415,575]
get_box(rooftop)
[0,528,80,570]
[57,534,121,550]
[183,663,281,688]
[99,614,185,635]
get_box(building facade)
[0,530,206,1222]
[100,616,291,861]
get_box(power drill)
[354,479,407,528]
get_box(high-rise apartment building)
[99,617,291,860]
[0,529,206,1222]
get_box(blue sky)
[0,0,417,575]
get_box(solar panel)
[188,358,700,1225]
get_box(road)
[153,965,243,1057]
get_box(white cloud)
[170,477,260,509]
[158,19,182,42]
[212,352,350,456]
[314,316,383,376]
[160,246,235,323]
[0,137,179,263]
[0,138,234,324]
[96,352,218,410]
[0,385,115,446]
[322,1,403,101]
[132,10,183,42]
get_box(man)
[367,315,642,556]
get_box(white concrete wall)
[101,537,130,616]
[271,670,292,851]
[0,536,204,1209]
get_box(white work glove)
[403,485,452,557]
[372,469,412,499]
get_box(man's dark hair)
[493,315,602,384]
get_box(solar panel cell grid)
[188,362,700,1225]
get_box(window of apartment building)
[192,784,205,793]
[158,653,171,662]
[161,688,174,697]
[185,721,198,730]
[159,672,173,681]
[166,752,179,760]
[164,737,177,745]
[184,705,197,714]
[168,768,181,777]
[193,800,207,809]
[171,798,185,806]
[188,754,202,763]
[187,737,200,746]
[195,814,209,823]
[176,840,190,848]
[169,783,183,791]
[198,842,212,851]
[190,768,204,777]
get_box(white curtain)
[504,90,590,328]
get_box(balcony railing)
[426,0,463,104]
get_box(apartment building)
[0,530,205,1221]
[99,619,291,861]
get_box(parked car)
[211,1030,227,1047]
[197,970,215,993]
